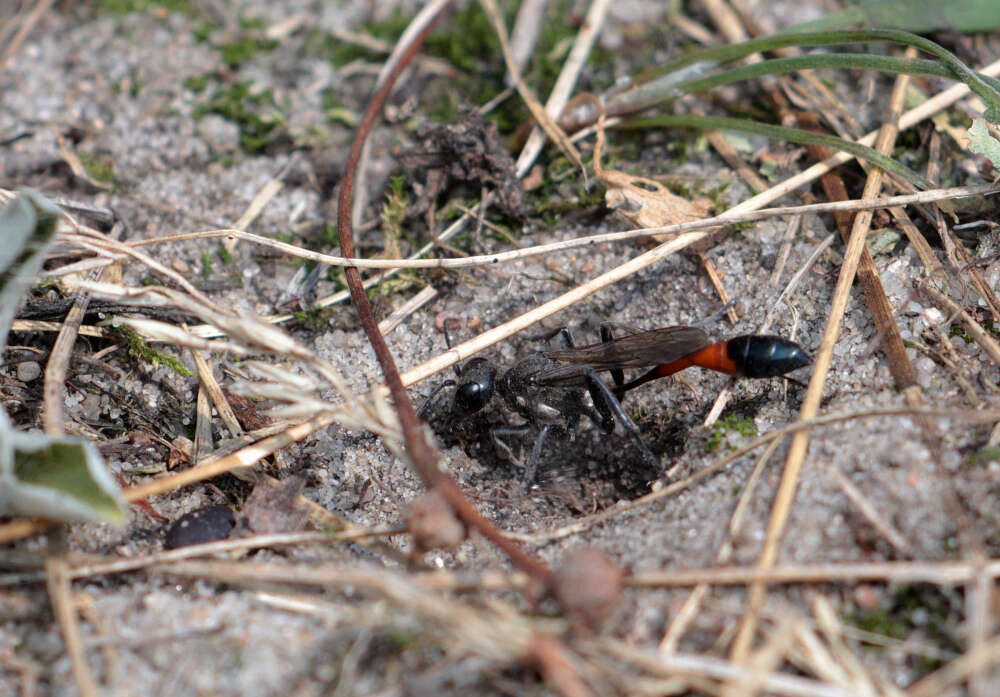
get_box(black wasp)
[421,320,810,485]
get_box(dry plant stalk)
[590,108,737,325]
[511,0,612,177]
[730,55,914,663]
[479,0,584,173]
[45,551,99,697]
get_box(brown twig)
[333,2,552,587]
[46,548,99,697]
[797,109,919,395]
[918,283,1000,367]
[528,635,595,697]
[0,0,57,75]
[829,467,914,556]
[730,60,914,662]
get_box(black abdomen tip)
[726,335,811,378]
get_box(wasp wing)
[544,326,712,371]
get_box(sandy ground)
[2,1,1000,695]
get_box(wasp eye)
[454,381,492,413]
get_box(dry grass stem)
[210,199,479,337]
[480,0,584,173]
[671,12,717,46]
[768,215,804,286]
[939,211,1000,324]
[966,565,995,697]
[507,0,549,78]
[185,332,258,479]
[830,466,914,556]
[918,282,1000,367]
[378,285,438,335]
[761,233,836,332]
[597,638,866,697]
[193,382,213,459]
[154,559,543,663]
[721,620,796,697]
[64,231,215,306]
[45,553,99,697]
[659,436,785,654]
[61,528,405,582]
[41,264,109,435]
[731,60,912,662]
[78,185,991,273]
[0,0,56,74]
[790,621,857,693]
[727,57,1000,216]
[887,207,942,276]
[8,320,107,337]
[511,0,611,177]
[907,636,1000,697]
[628,558,1000,587]
[811,596,879,695]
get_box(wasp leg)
[582,367,658,468]
[599,324,626,392]
[524,424,555,488]
[441,317,470,379]
[555,327,614,431]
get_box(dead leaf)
[602,169,713,234]
[593,112,714,242]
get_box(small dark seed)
[164,504,236,549]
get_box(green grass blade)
[618,114,934,190]
[674,54,1000,97]
[629,29,1000,120]
[784,0,1000,34]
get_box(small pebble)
[329,329,349,348]
[196,113,241,151]
[16,362,41,382]
[164,505,236,549]
[80,394,102,422]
